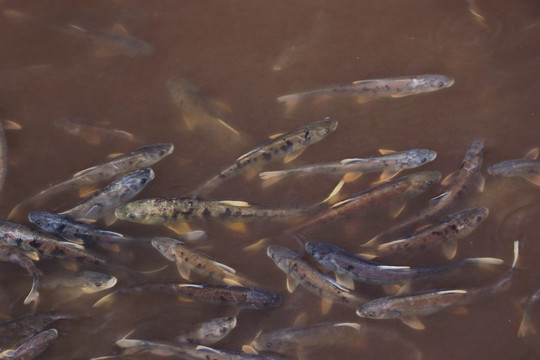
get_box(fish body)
[277,74,454,113]
[193,117,338,195]
[60,168,155,224]
[0,313,67,350]
[488,159,540,186]
[292,171,441,233]
[177,317,237,346]
[96,281,282,309]
[267,245,365,309]
[307,241,501,285]
[54,118,136,145]
[0,222,105,265]
[1,328,58,360]
[151,238,252,285]
[0,244,40,305]
[361,207,489,259]
[42,271,117,294]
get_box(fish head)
[304,241,337,264]
[407,170,442,193]
[151,237,182,261]
[246,288,283,309]
[120,168,155,194]
[456,206,489,230]
[196,317,237,344]
[416,74,455,92]
[356,299,401,319]
[28,211,60,232]
[462,140,484,171]
[306,117,338,143]
[266,245,299,266]
[79,271,117,293]
[136,143,174,165]
[405,149,438,168]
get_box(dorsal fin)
[524,148,539,160]
[111,23,129,35]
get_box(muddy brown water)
[1,0,540,359]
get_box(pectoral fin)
[378,149,396,155]
[379,169,401,182]
[104,214,117,227]
[225,222,247,233]
[441,171,458,186]
[518,314,537,337]
[389,202,407,218]
[176,262,191,280]
[243,238,269,252]
[286,276,300,292]
[343,172,363,182]
[283,148,305,163]
[524,148,539,160]
[430,191,451,206]
[335,273,355,290]
[475,174,485,192]
[166,221,193,235]
[321,297,333,315]
[523,174,540,186]
[442,240,457,259]
[400,316,425,330]
[79,186,98,198]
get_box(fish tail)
[276,93,301,115]
[259,170,288,187]
[518,314,537,337]
[23,285,39,305]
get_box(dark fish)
[0,313,68,351]
[0,244,40,305]
[1,328,57,360]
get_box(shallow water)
[1,0,540,359]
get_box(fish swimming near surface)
[42,271,117,295]
[356,241,519,330]
[177,317,237,346]
[488,147,540,186]
[8,143,173,221]
[0,244,41,305]
[193,117,338,196]
[54,118,137,145]
[60,168,155,225]
[359,207,490,260]
[0,328,58,360]
[259,148,437,187]
[277,74,454,114]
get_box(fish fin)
[401,316,425,330]
[451,306,468,315]
[341,158,364,164]
[362,234,384,247]
[335,273,355,290]
[111,23,129,35]
[23,285,39,305]
[268,132,285,139]
[210,98,232,113]
[2,119,22,130]
[312,94,333,104]
[166,221,192,235]
[92,292,116,308]
[293,312,308,327]
[79,186,98,198]
[286,276,300,292]
[413,223,431,232]
[98,243,121,252]
[243,238,270,252]
[62,241,86,250]
[182,114,196,130]
[442,240,458,259]
[321,297,333,315]
[523,175,540,186]
[214,262,237,274]
[178,230,206,242]
[389,201,407,218]
[379,169,402,182]
[176,262,191,280]
[62,261,80,272]
[356,251,377,260]
[283,148,305,163]
[524,147,539,160]
[259,171,287,187]
[223,278,243,286]
[225,222,247,233]
[441,171,458,186]
[475,175,485,192]
[219,200,251,207]
[216,118,240,136]
[24,251,40,261]
[242,345,258,354]
[378,149,396,155]
[355,96,372,104]
[518,314,537,337]
[429,191,451,206]
[244,168,260,181]
[382,284,401,295]
[343,172,363,182]
[276,94,300,116]
[396,282,412,295]
[334,322,363,331]
[7,203,25,221]
[107,152,124,159]
[319,179,344,206]
[331,197,353,209]
[390,93,411,99]
[104,214,117,226]
[94,47,113,58]
[72,166,97,178]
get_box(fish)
[54,118,137,145]
[0,121,7,192]
[306,241,503,289]
[356,241,519,330]
[0,244,41,305]
[267,245,366,314]
[8,143,173,221]
[259,148,437,187]
[60,168,155,225]
[116,339,284,360]
[290,171,441,233]
[66,23,154,57]
[94,281,282,309]
[193,117,338,195]
[0,328,57,360]
[277,74,454,114]
[177,317,237,346]
[0,313,68,351]
[42,271,117,294]
[518,287,540,338]
[0,221,105,266]
[488,148,540,186]
[370,141,485,242]
[151,238,254,286]
[359,207,490,260]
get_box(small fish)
[0,222,105,266]
[277,74,454,114]
[8,143,173,221]
[60,168,155,225]
[259,148,437,186]
[66,23,154,57]
[193,117,338,195]
[372,141,485,242]
[0,312,68,351]
[488,148,540,186]
[177,317,237,346]
[151,238,254,286]
[0,244,41,305]
[267,245,366,314]
[0,121,7,192]
[0,328,57,360]
[54,118,137,145]
[360,207,490,260]
[291,171,441,233]
[306,241,502,287]
[518,287,540,338]
[356,241,519,330]
[94,281,282,309]
[42,271,117,294]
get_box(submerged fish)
[0,244,40,305]
[0,328,58,360]
[42,271,117,294]
[0,222,105,266]
[518,287,540,338]
[177,317,237,346]
[259,148,437,186]
[291,171,441,233]
[0,313,68,351]
[151,238,253,286]
[60,168,155,225]
[306,241,502,287]
[267,245,366,314]
[356,241,519,330]
[8,143,173,221]
[360,207,489,260]
[277,74,454,114]
[94,281,282,309]
[193,117,338,195]
[55,118,137,145]
[488,147,540,186]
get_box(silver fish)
[177,317,237,346]
[0,328,57,360]
[0,244,40,305]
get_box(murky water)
[1,0,540,359]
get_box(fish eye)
[94,281,103,287]
[427,180,434,185]
[437,81,444,87]
[140,178,147,185]
[421,158,427,163]
[368,311,377,317]
[476,216,482,222]
[158,150,166,156]
[266,342,273,348]
[129,214,136,219]
[220,327,227,333]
